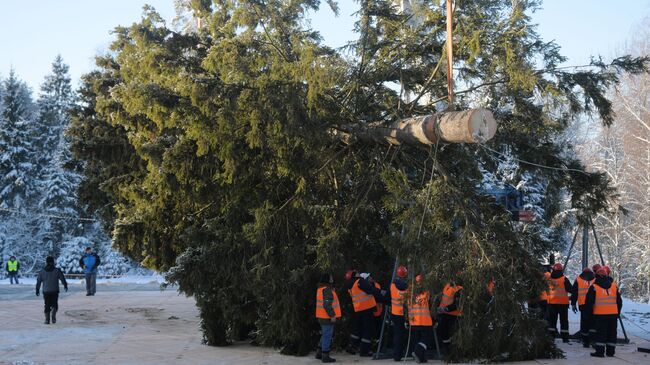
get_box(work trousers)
[592,315,617,357]
[8,271,19,284]
[85,272,97,295]
[319,323,334,352]
[349,309,375,355]
[410,325,433,363]
[547,304,569,340]
[578,305,592,345]
[391,314,405,361]
[43,292,59,313]
[437,314,459,351]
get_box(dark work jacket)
[36,264,68,294]
[549,270,573,306]
[584,276,622,319]
[570,271,595,307]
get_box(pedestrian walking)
[35,256,68,324]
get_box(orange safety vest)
[373,282,383,317]
[439,284,463,316]
[348,279,377,312]
[409,291,432,326]
[316,286,342,319]
[539,272,550,301]
[548,276,569,305]
[390,282,407,316]
[593,282,618,315]
[576,276,594,306]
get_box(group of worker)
[315,262,622,363]
[315,266,462,363]
[531,262,622,358]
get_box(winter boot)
[315,347,322,359]
[606,345,615,357]
[52,309,57,324]
[321,352,336,363]
[590,352,605,358]
[44,312,50,325]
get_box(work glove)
[360,273,370,280]
[437,307,448,314]
[571,305,577,314]
[330,317,337,323]
[35,291,39,296]
[380,290,387,296]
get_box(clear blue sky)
[1,0,648,92]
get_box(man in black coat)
[36,256,68,324]
[584,267,622,358]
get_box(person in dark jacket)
[344,270,385,357]
[6,255,20,284]
[315,273,340,363]
[584,267,622,358]
[79,247,100,296]
[546,263,573,342]
[36,256,68,324]
[390,266,409,361]
[570,267,595,347]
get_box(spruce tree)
[68,1,648,360]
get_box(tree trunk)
[338,108,497,146]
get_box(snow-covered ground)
[0,281,648,365]
[0,274,165,286]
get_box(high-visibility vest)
[348,279,377,312]
[576,277,594,306]
[390,282,407,316]
[439,284,463,316]
[373,282,383,317]
[316,286,342,319]
[409,291,432,326]
[548,276,569,305]
[7,260,18,272]
[593,282,618,315]
[539,272,550,301]
[487,279,495,297]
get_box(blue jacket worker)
[79,247,101,296]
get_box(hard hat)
[603,266,611,275]
[396,266,408,278]
[552,263,563,272]
[582,267,593,273]
[592,264,602,273]
[345,270,356,281]
[596,268,608,277]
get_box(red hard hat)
[603,266,611,275]
[345,270,356,281]
[396,266,408,278]
[582,267,593,273]
[596,268,608,277]
[552,263,563,272]
[592,264,602,273]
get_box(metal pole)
[446,0,454,105]
[589,218,628,342]
[375,257,399,359]
[589,217,606,265]
[563,227,580,270]
[582,224,589,270]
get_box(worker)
[315,272,341,363]
[570,267,595,347]
[547,263,572,342]
[390,265,409,361]
[6,255,20,284]
[588,264,602,341]
[584,267,622,358]
[409,275,433,364]
[436,277,463,353]
[345,270,384,357]
[371,278,384,324]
